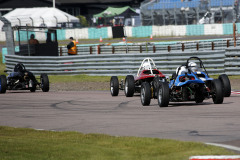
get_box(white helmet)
[188,62,197,67]
[176,66,188,75]
[188,62,198,72]
[143,62,151,70]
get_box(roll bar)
[137,58,158,77]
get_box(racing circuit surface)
[0,90,240,146]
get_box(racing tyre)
[124,75,135,97]
[110,76,119,96]
[211,79,224,104]
[219,74,231,97]
[29,80,36,92]
[195,85,205,103]
[153,76,161,98]
[40,74,49,92]
[0,75,7,94]
[140,82,151,106]
[157,82,169,107]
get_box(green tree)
[77,15,89,27]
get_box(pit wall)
[0,23,240,42]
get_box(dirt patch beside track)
[230,79,240,91]
[50,82,109,91]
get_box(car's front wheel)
[29,80,36,92]
[140,82,151,106]
[211,79,224,104]
[157,82,169,107]
[41,74,49,92]
[110,76,119,96]
[0,75,7,94]
[195,84,205,104]
[153,76,161,98]
[124,75,135,97]
[219,74,231,97]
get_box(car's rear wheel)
[110,76,119,96]
[124,75,135,97]
[219,74,231,97]
[157,82,169,107]
[211,79,224,104]
[29,80,36,92]
[153,76,161,98]
[41,74,49,92]
[0,75,7,94]
[140,82,151,106]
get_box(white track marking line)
[190,155,240,159]
[34,128,45,131]
[206,143,240,152]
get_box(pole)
[233,22,236,47]
[27,25,30,56]
[53,0,55,8]
[124,26,128,53]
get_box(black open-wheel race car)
[0,64,49,94]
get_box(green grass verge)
[0,52,6,75]
[0,126,236,160]
[210,75,240,79]
[49,75,125,83]
[49,75,240,83]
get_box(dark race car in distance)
[0,63,49,94]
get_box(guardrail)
[5,49,229,76]
[225,47,240,75]
[59,38,240,56]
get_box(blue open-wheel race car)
[156,57,231,107]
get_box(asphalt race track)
[0,90,240,146]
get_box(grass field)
[0,52,6,75]
[49,75,240,82]
[48,75,125,83]
[0,126,236,160]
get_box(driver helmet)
[188,62,198,72]
[142,62,151,70]
[176,66,188,75]
[14,63,25,72]
[30,34,35,39]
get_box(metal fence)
[6,48,237,76]
[225,47,240,75]
[140,0,238,26]
[59,38,240,55]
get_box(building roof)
[93,6,138,17]
[3,7,79,27]
[0,0,52,8]
[48,0,133,4]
